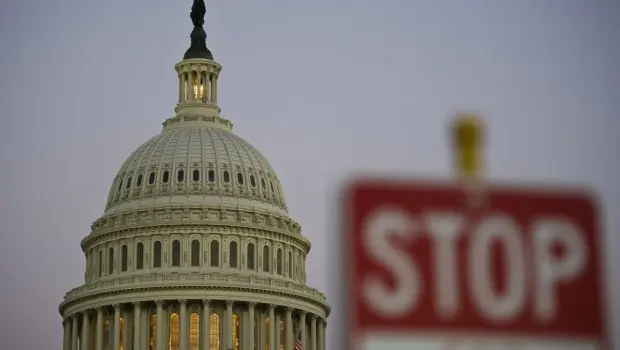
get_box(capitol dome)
[58,2,330,350]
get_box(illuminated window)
[246,243,255,270]
[229,241,238,268]
[190,313,200,350]
[120,316,125,350]
[169,313,180,350]
[265,317,270,350]
[150,315,157,350]
[154,241,162,268]
[191,240,200,267]
[136,243,144,270]
[209,313,220,350]
[172,240,181,267]
[108,248,114,274]
[263,246,270,272]
[121,245,128,272]
[103,321,109,348]
[210,241,219,267]
[233,314,240,350]
[276,248,282,275]
[279,320,285,350]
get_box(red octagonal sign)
[343,178,609,350]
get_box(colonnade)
[62,300,326,350]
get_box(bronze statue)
[190,0,206,28]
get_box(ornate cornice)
[81,206,310,252]
[60,272,329,315]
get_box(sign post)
[342,114,609,350]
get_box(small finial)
[184,0,213,60]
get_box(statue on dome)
[190,0,206,28]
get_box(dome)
[104,118,288,216]
[59,4,329,350]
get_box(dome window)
[237,173,244,185]
[270,181,274,192]
[177,169,185,182]
[136,174,143,187]
[118,179,123,191]
[126,177,132,189]
[162,171,170,183]
[172,240,181,267]
[148,172,156,185]
[192,169,200,182]
[261,178,266,190]
[223,171,230,183]
[208,170,215,182]
[250,175,256,187]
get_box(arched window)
[191,240,200,267]
[210,241,219,267]
[136,243,144,270]
[126,177,132,189]
[288,251,292,277]
[261,178,266,190]
[247,243,255,270]
[169,313,180,350]
[192,169,200,182]
[162,171,170,183]
[153,241,162,268]
[208,170,215,182]
[98,250,103,277]
[223,171,230,183]
[262,245,270,272]
[172,240,181,267]
[237,173,244,185]
[270,181,274,192]
[250,174,256,187]
[121,245,128,272]
[276,248,283,275]
[108,247,114,274]
[190,313,200,350]
[210,313,220,350]
[149,315,157,350]
[233,314,240,350]
[148,172,156,185]
[136,174,143,187]
[229,241,238,268]
[177,169,185,182]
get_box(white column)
[226,301,234,350]
[96,308,104,350]
[310,316,316,350]
[123,310,132,350]
[113,305,121,350]
[63,318,71,350]
[180,300,189,350]
[156,301,165,350]
[178,73,183,103]
[207,73,212,102]
[72,314,79,350]
[248,303,255,350]
[133,302,141,350]
[299,312,306,350]
[82,312,91,350]
[284,308,292,350]
[211,74,218,104]
[268,305,275,350]
[201,300,211,350]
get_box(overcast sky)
[0,0,618,349]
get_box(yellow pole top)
[451,113,484,180]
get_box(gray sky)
[0,0,618,349]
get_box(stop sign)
[343,178,609,350]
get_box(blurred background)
[0,0,618,349]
